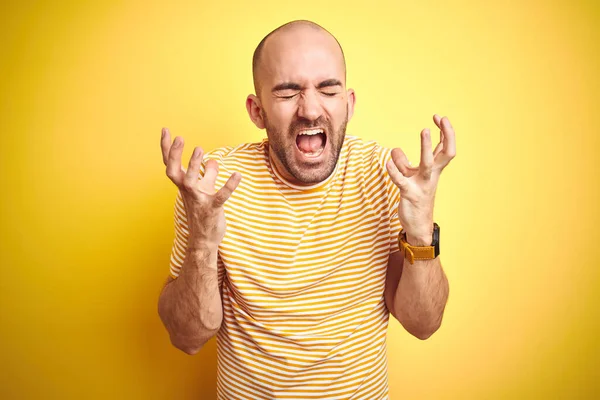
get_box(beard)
[262,110,349,185]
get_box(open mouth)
[295,128,327,158]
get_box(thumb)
[386,159,409,194]
[213,172,242,208]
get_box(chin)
[288,148,338,184]
[265,113,347,185]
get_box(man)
[158,20,455,399]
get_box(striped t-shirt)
[168,135,402,399]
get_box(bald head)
[252,20,346,96]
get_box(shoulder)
[202,139,267,171]
[343,135,393,172]
[204,140,266,161]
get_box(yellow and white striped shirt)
[169,135,402,399]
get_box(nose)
[297,90,323,121]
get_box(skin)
[246,23,356,185]
[247,22,456,338]
[157,130,241,354]
[157,21,457,350]
[384,114,456,339]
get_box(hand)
[160,127,242,248]
[385,115,456,245]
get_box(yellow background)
[1,0,598,398]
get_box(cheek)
[269,105,295,130]
[324,99,347,124]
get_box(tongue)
[297,133,324,153]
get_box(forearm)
[158,244,222,354]
[393,234,449,339]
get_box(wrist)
[187,233,221,253]
[404,224,434,246]
[186,243,219,266]
[405,233,432,246]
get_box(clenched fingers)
[435,116,456,168]
[160,127,171,166]
[432,114,444,158]
[441,117,456,159]
[202,159,219,192]
[390,148,411,176]
[183,146,204,191]
[213,172,242,208]
[419,128,434,179]
[386,159,409,195]
[165,135,185,186]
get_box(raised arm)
[384,115,455,339]
[157,128,241,355]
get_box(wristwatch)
[398,223,440,264]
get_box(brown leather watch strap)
[398,232,436,264]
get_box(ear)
[346,88,356,121]
[246,94,265,129]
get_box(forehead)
[258,27,345,88]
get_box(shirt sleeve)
[375,145,403,254]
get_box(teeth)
[298,129,323,136]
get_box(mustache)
[289,117,330,134]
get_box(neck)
[268,146,310,186]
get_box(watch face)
[433,223,440,256]
[432,223,440,244]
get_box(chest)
[217,174,391,317]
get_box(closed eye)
[276,91,300,99]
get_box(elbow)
[409,321,442,340]
[171,334,206,355]
[174,342,203,356]
[170,328,219,356]
[168,334,201,355]
[171,335,214,356]
[395,312,442,340]
[412,328,436,340]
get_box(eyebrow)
[272,82,302,92]
[271,79,343,92]
[316,79,342,89]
